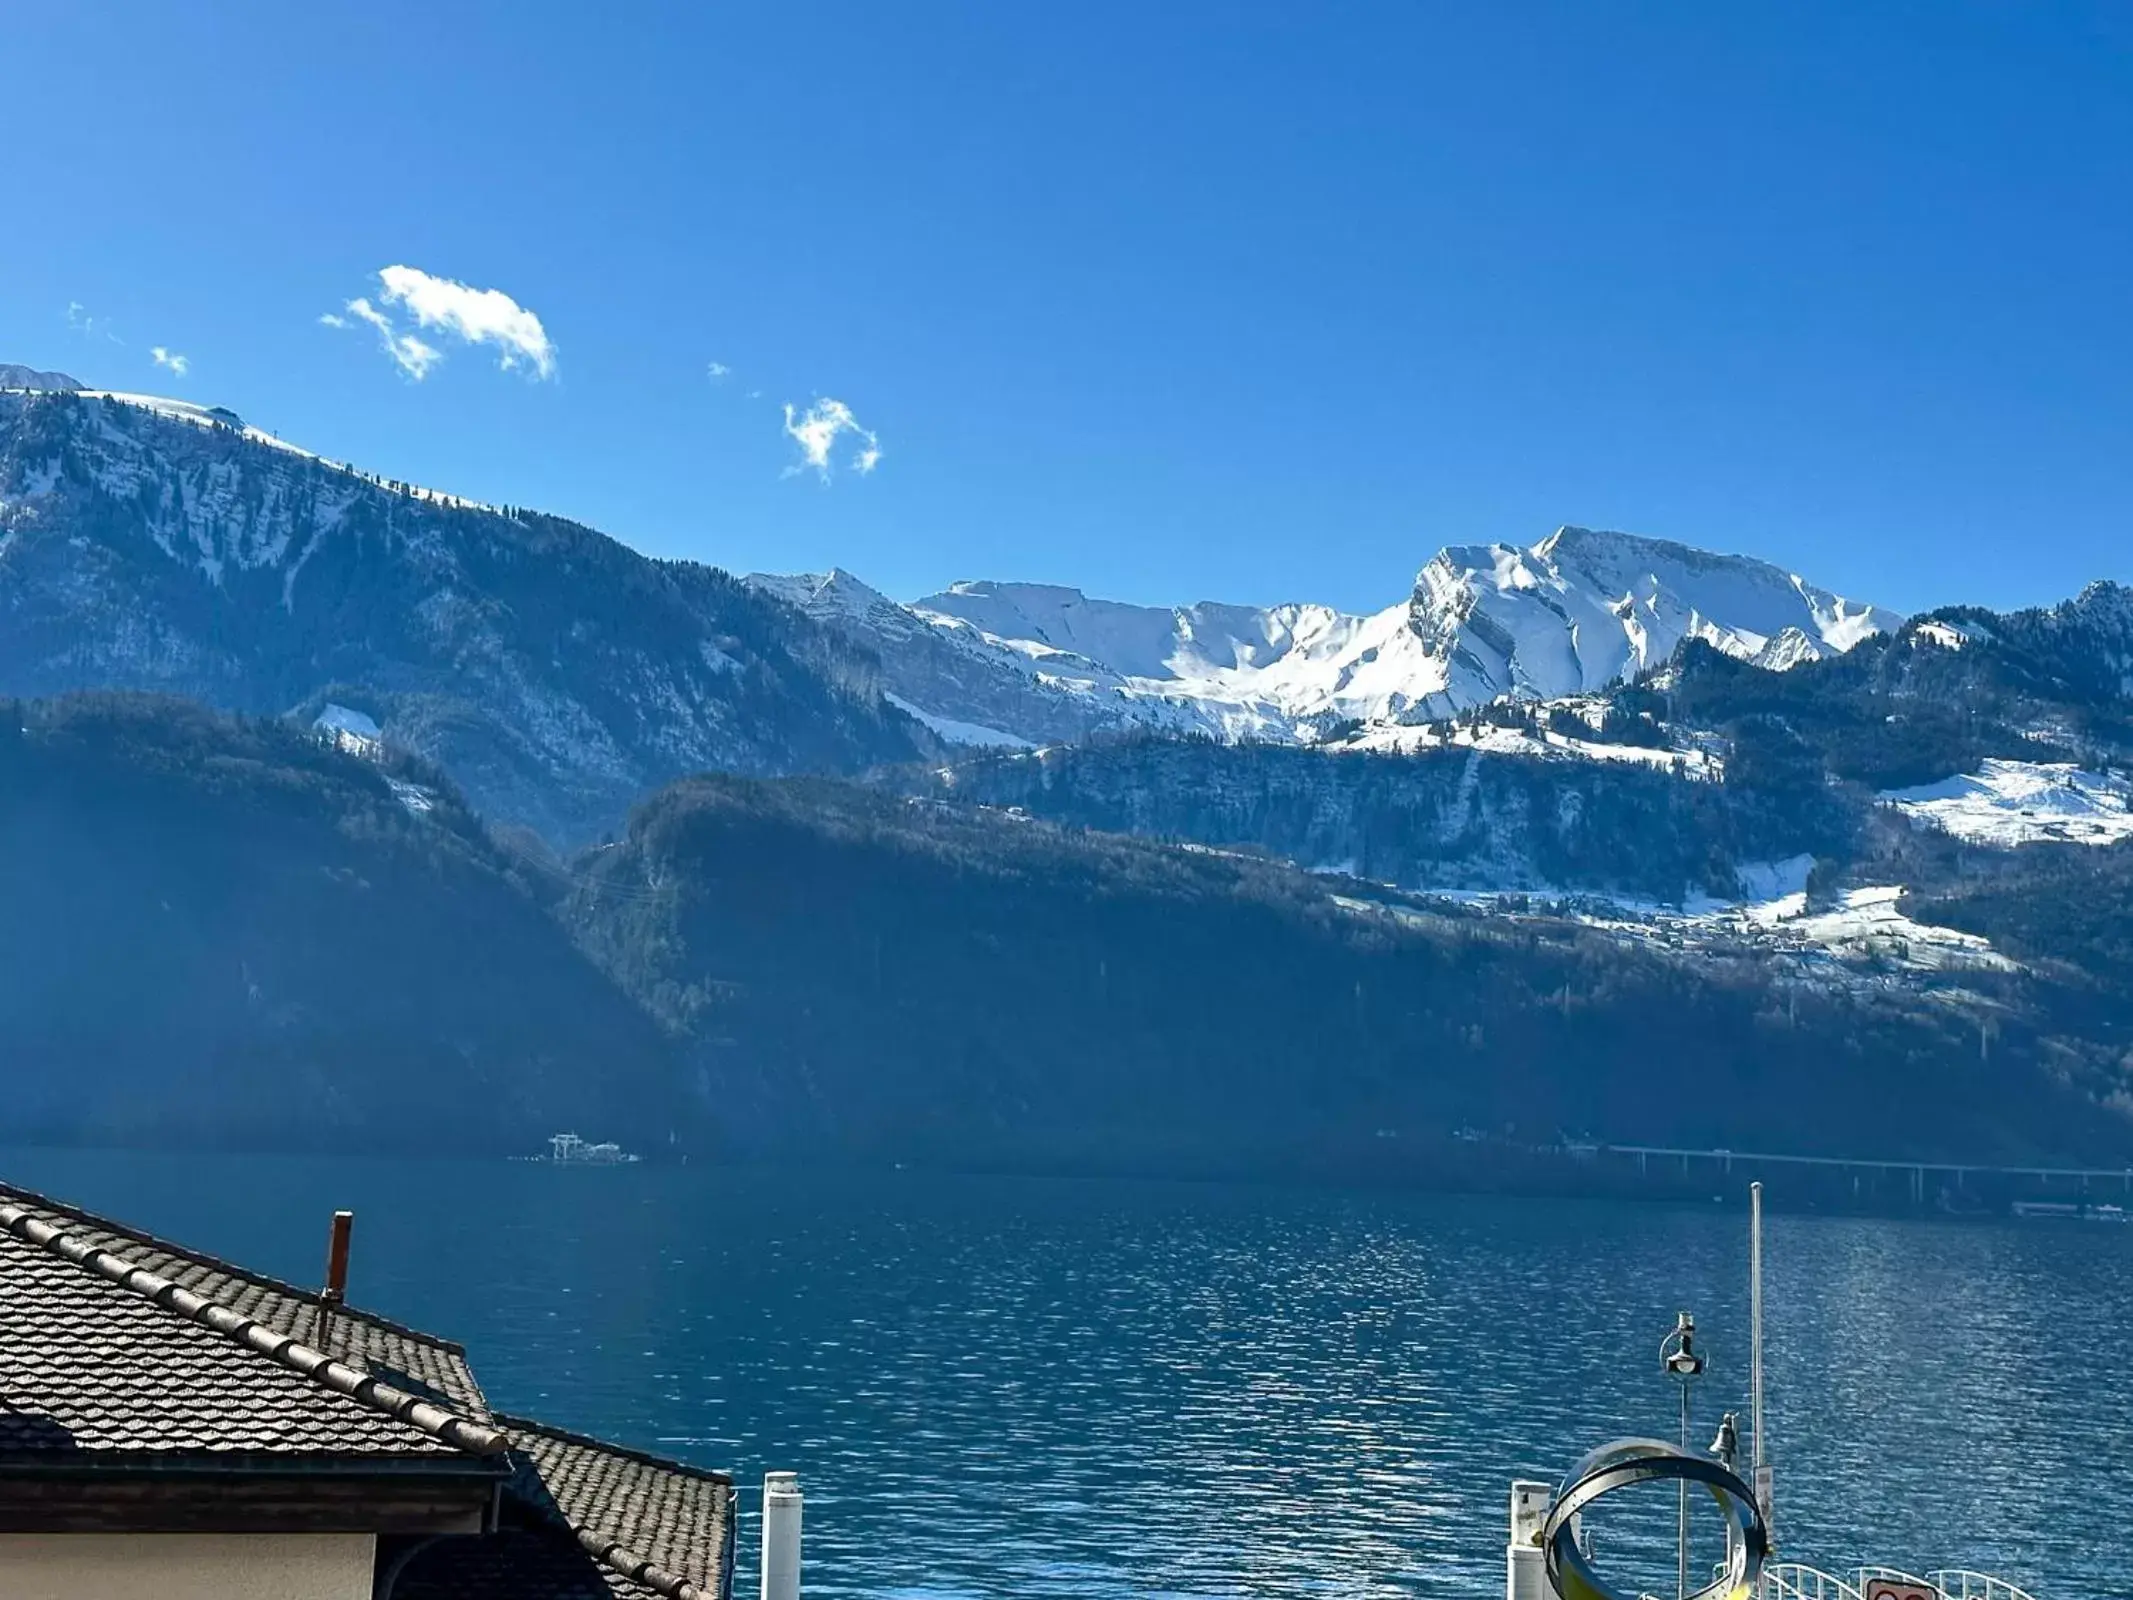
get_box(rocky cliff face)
[0,389,937,842]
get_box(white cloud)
[376,265,556,378]
[707,361,731,380]
[151,346,189,378]
[782,397,883,481]
[342,296,443,381]
[321,266,554,382]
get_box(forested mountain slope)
[4,693,2128,1171]
[899,606,2133,906]
[560,772,2133,1170]
[0,389,936,843]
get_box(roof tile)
[0,1181,489,1420]
[0,1225,448,1456]
[0,1181,734,1596]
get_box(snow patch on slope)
[1912,618,1985,652]
[1331,719,1720,777]
[388,777,437,815]
[1787,886,2017,972]
[885,693,1034,749]
[1376,869,2013,980]
[1881,759,2133,847]
[1735,853,1817,906]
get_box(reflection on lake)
[5,1149,2121,1597]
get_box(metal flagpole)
[1750,1182,1772,1596]
[1750,1182,1764,1478]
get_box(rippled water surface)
[7,1150,2126,1597]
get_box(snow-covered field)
[1881,759,2133,847]
[1778,884,2016,972]
[1334,852,2014,985]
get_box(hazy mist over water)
[6,1150,2123,1597]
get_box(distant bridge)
[1602,1143,2133,1203]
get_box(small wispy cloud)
[151,346,189,378]
[340,296,442,381]
[783,397,883,482]
[707,361,731,381]
[321,265,554,382]
[66,301,123,344]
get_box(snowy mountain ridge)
[750,525,1903,748]
[0,385,935,842]
[0,364,84,393]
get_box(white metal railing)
[1765,1563,1865,1600]
[1762,1562,2045,1600]
[1857,1567,1950,1598]
[1928,1570,2041,1600]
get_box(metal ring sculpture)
[1541,1438,1769,1600]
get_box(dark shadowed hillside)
[6,693,2131,1175]
[560,774,2133,1171]
[0,694,697,1152]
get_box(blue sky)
[6,2,2130,616]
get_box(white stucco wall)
[0,1532,376,1599]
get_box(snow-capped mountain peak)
[1408,525,1903,706]
[745,524,1902,748]
[746,567,902,623]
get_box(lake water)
[4,1149,2124,1598]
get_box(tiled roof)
[0,1180,488,1419]
[0,1204,502,1458]
[507,1416,736,1599]
[378,1419,738,1598]
[0,1181,735,1598]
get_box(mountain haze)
[0,693,696,1151]
[5,372,2133,1174]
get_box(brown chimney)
[324,1210,354,1305]
[313,1210,354,1351]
